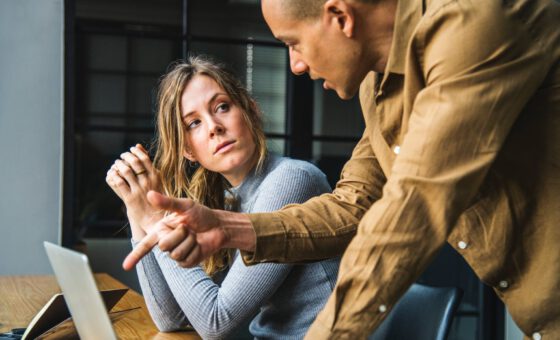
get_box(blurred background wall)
[0,0,64,275]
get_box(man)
[125,0,560,338]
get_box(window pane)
[128,75,159,115]
[129,37,179,73]
[189,41,247,75]
[313,81,364,138]
[86,35,127,71]
[266,138,286,156]
[86,74,126,113]
[252,45,286,134]
[312,141,356,187]
[189,1,275,42]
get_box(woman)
[106,56,340,339]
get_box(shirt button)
[498,280,509,289]
[393,145,401,155]
[378,304,387,313]
[458,241,468,249]
[532,332,541,340]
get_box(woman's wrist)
[128,211,164,241]
[130,222,147,242]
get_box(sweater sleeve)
[133,246,190,331]
[136,159,332,339]
[153,250,290,339]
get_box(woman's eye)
[216,103,230,113]
[187,119,201,130]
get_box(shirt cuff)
[240,213,287,264]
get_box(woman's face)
[180,74,257,186]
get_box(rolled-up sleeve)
[243,121,386,263]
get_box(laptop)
[42,241,118,340]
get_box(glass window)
[313,81,364,138]
[86,74,126,113]
[75,24,179,237]
[312,141,356,187]
[128,75,159,116]
[266,138,286,155]
[252,45,286,134]
[189,1,275,42]
[86,35,127,71]
[129,37,178,73]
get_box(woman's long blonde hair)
[153,56,267,275]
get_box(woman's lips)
[215,141,235,154]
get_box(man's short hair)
[282,0,326,20]
[283,0,376,20]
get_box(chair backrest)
[369,283,463,340]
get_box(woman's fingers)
[120,151,147,177]
[114,159,139,188]
[130,144,154,173]
[106,167,130,196]
[135,143,148,154]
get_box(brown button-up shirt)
[244,0,560,338]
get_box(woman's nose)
[208,118,225,137]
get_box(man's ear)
[322,0,355,38]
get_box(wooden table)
[0,273,200,339]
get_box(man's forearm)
[216,210,257,252]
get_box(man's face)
[261,0,367,99]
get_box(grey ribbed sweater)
[133,155,340,339]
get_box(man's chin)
[322,80,360,100]
[334,87,358,100]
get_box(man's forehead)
[261,0,301,23]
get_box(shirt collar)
[384,0,425,75]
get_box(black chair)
[369,283,463,340]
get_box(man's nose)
[289,48,308,75]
